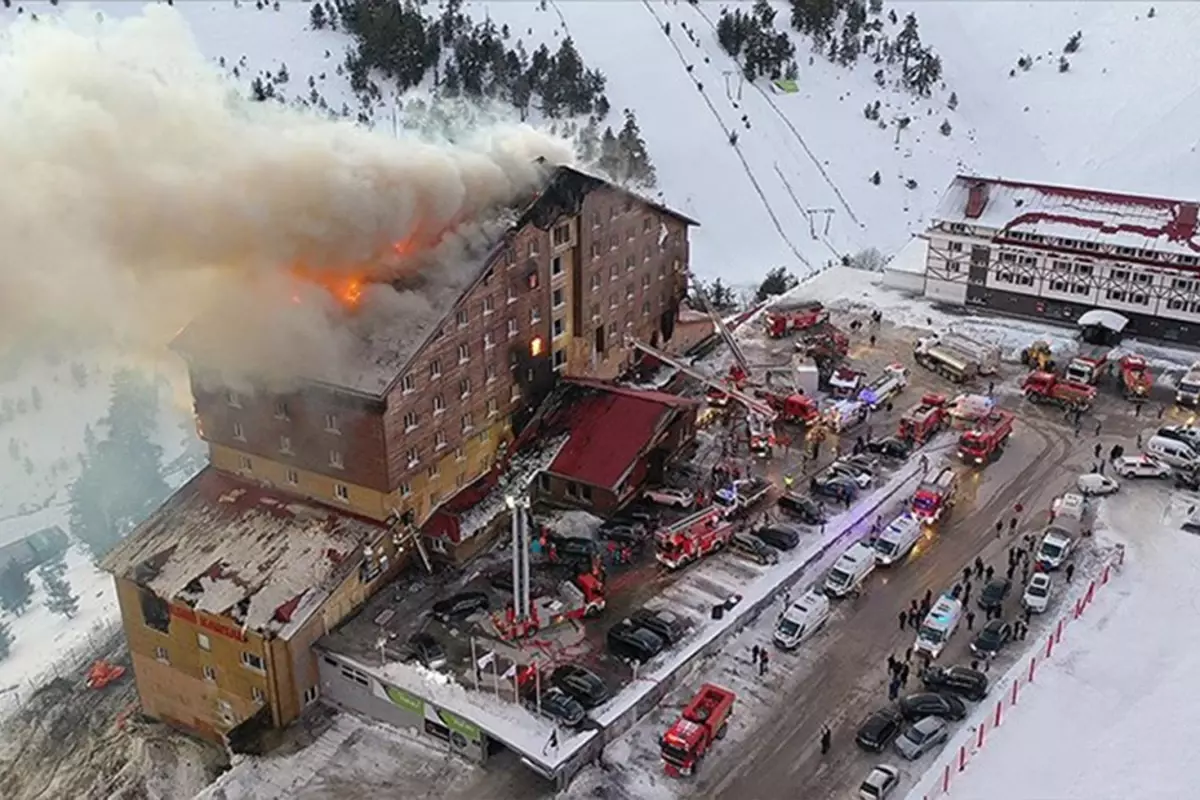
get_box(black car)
[730,532,780,565]
[400,632,448,670]
[550,664,611,709]
[607,620,665,664]
[629,607,688,645]
[597,523,644,547]
[487,570,515,593]
[1176,470,1200,491]
[977,578,1012,611]
[866,437,913,460]
[811,473,858,502]
[855,707,904,752]
[897,692,967,722]
[920,665,989,702]
[970,619,1012,657]
[549,534,599,562]
[754,524,802,551]
[526,687,586,728]
[431,591,490,622]
[777,492,825,524]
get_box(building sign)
[436,709,481,745]
[169,604,246,642]
[384,685,424,716]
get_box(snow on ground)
[917,484,1200,800]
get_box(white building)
[922,175,1200,344]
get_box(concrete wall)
[881,268,926,294]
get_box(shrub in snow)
[870,170,882,185]
[940,119,952,136]
[905,177,918,189]
[1059,56,1070,73]
[948,91,958,110]
[756,267,800,302]
[849,247,886,271]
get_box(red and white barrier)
[912,551,1123,800]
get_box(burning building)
[101,164,697,744]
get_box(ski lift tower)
[722,69,745,103]
[505,496,533,626]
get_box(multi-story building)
[923,175,1200,344]
[101,164,697,744]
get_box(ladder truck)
[688,273,757,388]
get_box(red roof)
[548,383,693,489]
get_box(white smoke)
[0,4,575,386]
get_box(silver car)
[858,764,900,799]
[893,716,948,760]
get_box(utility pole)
[721,69,744,102]
[804,208,836,239]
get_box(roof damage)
[102,468,386,637]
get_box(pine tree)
[597,126,622,183]
[0,620,12,661]
[277,63,289,84]
[756,267,799,302]
[870,170,882,185]
[616,110,657,190]
[1064,31,1082,54]
[838,28,860,65]
[948,91,958,110]
[40,558,78,619]
[940,119,952,136]
[0,563,34,617]
[869,0,883,14]
[250,77,269,102]
[309,2,326,29]
[894,13,921,72]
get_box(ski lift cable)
[639,0,811,271]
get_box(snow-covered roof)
[933,176,1200,259]
[1077,309,1129,333]
[101,468,384,637]
[452,435,569,541]
[886,236,930,275]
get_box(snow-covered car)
[1114,455,1172,479]
[828,460,874,489]
[1076,473,1119,496]
[643,486,695,509]
[858,764,900,800]
[1022,573,1052,613]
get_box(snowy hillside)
[6,0,1196,286]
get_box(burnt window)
[140,590,170,634]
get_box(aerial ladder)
[627,338,778,423]
[687,273,756,385]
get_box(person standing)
[1066,563,1076,583]
[899,662,910,686]
[965,610,975,631]
[898,610,908,631]
[820,725,832,755]
[759,649,770,677]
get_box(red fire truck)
[957,409,1015,465]
[764,300,828,338]
[897,393,947,444]
[1118,354,1154,400]
[660,684,736,776]
[911,466,958,523]
[494,573,606,640]
[757,389,820,424]
[1022,371,1097,411]
[655,508,736,570]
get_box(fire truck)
[911,466,958,523]
[756,388,820,425]
[947,393,996,427]
[764,300,828,338]
[495,573,606,639]
[958,409,1015,465]
[1022,371,1097,411]
[897,394,947,444]
[655,507,737,570]
[660,684,736,777]
[1064,345,1111,385]
[828,367,864,399]
[859,363,909,410]
[1118,354,1154,400]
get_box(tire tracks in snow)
[638,0,812,271]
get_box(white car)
[858,764,900,799]
[643,487,695,509]
[1076,473,1119,496]
[1022,573,1052,613]
[1113,455,1172,479]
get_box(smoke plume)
[0,5,574,387]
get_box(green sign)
[437,709,481,743]
[385,685,424,716]
[773,78,799,94]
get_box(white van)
[1035,530,1074,571]
[914,594,963,659]
[823,542,876,598]
[873,514,922,566]
[1052,492,1089,522]
[773,589,832,650]
[1145,435,1198,469]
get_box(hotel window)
[324,413,340,433]
[406,447,419,467]
[642,300,651,316]
[455,446,465,462]
[252,687,266,704]
[403,411,418,432]
[485,364,497,383]
[274,400,290,419]
[428,462,440,480]
[553,349,567,370]
[279,435,293,455]
[233,422,245,441]
[507,318,518,338]
[553,318,565,338]
[400,482,412,497]
[947,241,964,253]
[456,309,468,327]
[203,665,217,682]
[643,216,652,233]
[329,450,344,469]
[155,647,169,664]
[429,359,442,380]
[237,456,253,474]
[226,390,241,408]
[625,255,636,272]
[507,285,517,304]
[503,248,516,268]
[553,224,570,246]
[609,294,618,309]
[484,331,495,350]
[510,384,521,401]
[553,288,565,308]
[241,652,265,671]
[591,302,601,320]
[591,212,602,229]
[626,284,635,300]
[461,413,474,433]
[197,633,211,651]
[643,245,652,262]
[551,256,564,277]
[286,469,299,485]
[487,398,499,417]
[590,273,602,291]
[459,378,471,398]
[608,235,618,251]
[528,238,540,257]
[334,482,349,501]
[401,374,415,394]
[641,274,651,289]
[435,430,447,450]
[433,394,445,414]
[658,265,666,281]
[457,343,470,363]
[590,242,601,259]
[530,306,542,324]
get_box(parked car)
[843,453,881,472]
[1176,470,1200,491]
[1184,507,1200,534]
[1113,455,1172,479]
[977,578,1012,611]
[865,437,913,460]
[597,523,644,547]
[643,486,695,509]
[855,707,904,752]
[629,607,688,646]
[1077,472,1120,496]
[1023,573,1052,613]
[487,570,515,593]
[828,460,874,489]
[548,534,599,563]
[1035,531,1074,571]
[893,716,949,760]
[606,620,665,664]
[730,532,780,566]
[526,686,586,728]
[897,692,967,722]
[753,524,802,551]
[920,665,988,701]
[970,619,1012,658]
[400,632,447,670]
[777,492,826,524]
[1156,425,1200,449]
[858,764,901,800]
[811,473,859,502]
[431,591,490,623]
[549,664,611,709]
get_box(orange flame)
[289,229,433,310]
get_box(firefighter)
[783,474,795,491]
